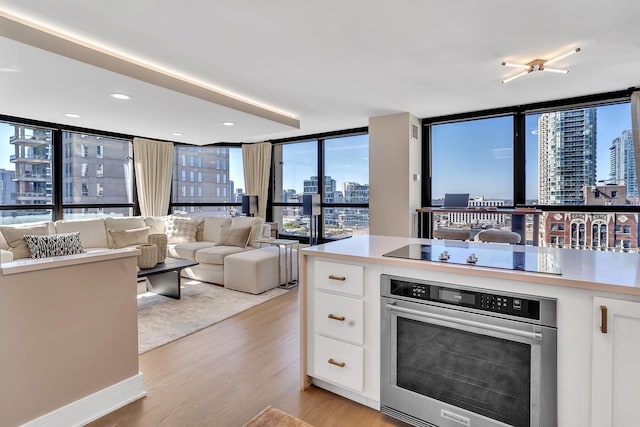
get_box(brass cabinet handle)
[328,313,346,321]
[328,358,346,368]
[328,275,346,281]
[600,305,608,334]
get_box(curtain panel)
[133,137,174,217]
[242,142,271,219]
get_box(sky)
[431,102,632,201]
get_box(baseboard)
[311,378,380,410]
[22,372,146,427]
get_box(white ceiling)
[1,1,639,145]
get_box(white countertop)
[301,235,640,296]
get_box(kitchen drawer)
[313,334,364,392]
[314,260,363,296]
[314,291,364,345]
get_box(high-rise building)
[609,130,637,199]
[538,108,597,205]
[11,126,52,206]
[304,176,336,195]
[61,132,131,206]
[343,182,369,203]
[0,169,15,206]
[172,145,233,214]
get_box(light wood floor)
[88,287,408,427]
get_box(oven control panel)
[390,279,540,320]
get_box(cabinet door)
[314,260,363,296]
[314,291,364,345]
[313,334,364,392]
[592,297,640,427]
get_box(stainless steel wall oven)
[381,274,557,427]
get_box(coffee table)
[137,258,198,300]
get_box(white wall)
[369,112,421,237]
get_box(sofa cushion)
[0,223,51,259]
[231,217,265,248]
[24,232,84,258]
[166,217,199,244]
[218,225,251,248]
[194,245,249,265]
[171,241,217,261]
[105,217,146,248]
[108,227,151,249]
[202,217,232,242]
[55,218,108,249]
[0,248,12,263]
[144,215,171,234]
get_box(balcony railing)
[12,192,52,201]
[12,172,50,181]
[10,136,51,146]
[10,155,51,163]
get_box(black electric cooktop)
[382,241,562,275]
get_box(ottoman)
[224,246,280,294]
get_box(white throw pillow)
[166,217,199,244]
[108,227,151,249]
[202,217,232,242]
[230,216,265,248]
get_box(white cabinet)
[307,258,381,407]
[314,260,364,296]
[592,297,640,427]
[314,291,364,345]
[313,335,364,392]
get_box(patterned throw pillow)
[23,232,84,259]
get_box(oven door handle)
[386,303,543,341]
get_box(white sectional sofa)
[0,214,290,292]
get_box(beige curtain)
[631,92,640,201]
[133,137,174,216]
[242,142,271,219]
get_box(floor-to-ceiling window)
[524,102,637,250]
[0,121,53,224]
[170,144,244,217]
[272,140,318,238]
[61,131,134,218]
[323,134,369,239]
[424,91,639,252]
[271,130,368,242]
[430,116,514,241]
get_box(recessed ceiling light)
[110,93,131,100]
[0,64,22,72]
[65,113,80,118]
[222,122,235,126]
[172,132,183,136]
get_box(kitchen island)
[299,235,640,427]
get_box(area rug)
[243,406,313,427]
[137,280,288,354]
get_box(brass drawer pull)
[600,305,608,334]
[328,358,346,368]
[328,313,346,321]
[328,275,346,281]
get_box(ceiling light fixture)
[64,113,80,118]
[172,132,183,136]
[0,64,22,72]
[501,47,580,84]
[222,122,235,126]
[110,93,131,100]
